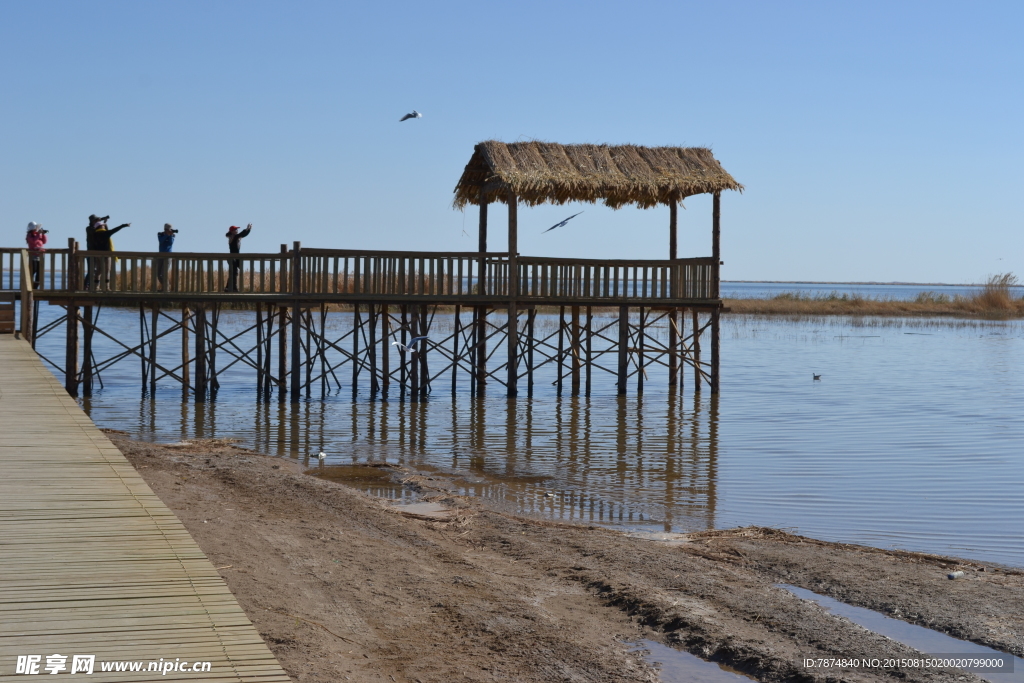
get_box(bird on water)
[399,110,422,121]
[813,374,822,381]
[316,448,326,460]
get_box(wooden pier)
[1,141,741,401]
[0,335,289,682]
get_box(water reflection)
[109,391,720,533]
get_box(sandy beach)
[108,432,1024,683]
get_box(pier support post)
[82,306,94,397]
[256,303,264,394]
[451,305,461,396]
[711,308,720,394]
[692,309,701,392]
[637,307,645,395]
[409,305,419,400]
[617,305,628,395]
[419,305,429,399]
[290,241,301,402]
[181,306,190,389]
[150,306,158,394]
[263,307,274,394]
[139,305,147,391]
[571,306,581,395]
[669,309,679,389]
[507,303,518,397]
[585,307,593,397]
[64,303,79,397]
[526,307,535,396]
[278,306,287,398]
[352,304,361,395]
[369,304,379,394]
[194,305,207,400]
[556,306,564,395]
[381,304,390,396]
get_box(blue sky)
[1,1,1021,283]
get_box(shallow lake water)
[26,296,1024,568]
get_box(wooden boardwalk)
[0,336,290,681]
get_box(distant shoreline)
[723,280,1002,287]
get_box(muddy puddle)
[636,640,755,682]
[781,585,1021,682]
[307,464,419,503]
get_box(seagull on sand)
[813,374,822,381]
[543,211,583,233]
[391,336,430,353]
[399,110,422,122]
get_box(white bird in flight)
[399,110,422,122]
[391,336,430,353]
[543,211,584,233]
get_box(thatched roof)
[453,141,742,210]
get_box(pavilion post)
[478,188,488,257]
[476,188,488,395]
[669,200,679,390]
[506,192,518,398]
[711,191,721,393]
[669,200,678,260]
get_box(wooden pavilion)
[454,140,742,394]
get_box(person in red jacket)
[25,222,47,287]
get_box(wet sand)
[109,432,1024,682]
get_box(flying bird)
[543,211,584,233]
[399,110,422,122]
[391,336,430,353]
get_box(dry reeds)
[453,141,743,209]
[973,273,1019,311]
[726,274,1024,319]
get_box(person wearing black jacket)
[225,223,252,292]
[85,215,130,289]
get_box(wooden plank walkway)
[0,336,290,682]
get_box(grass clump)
[973,273,1019,311]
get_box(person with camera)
[155,223,177,291]
[25,222,47,288]
[85,214,130,290]
[225,223,252,292]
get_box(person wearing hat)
[85,214,130,289]
[25,222,47,288]
[225,223,252,292]
[155,223,176,291]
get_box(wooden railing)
[0,246,719,302]
[299,249,510,297]
[71,251,292,294]
[1,248,70,291]
[517,257,716,301]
